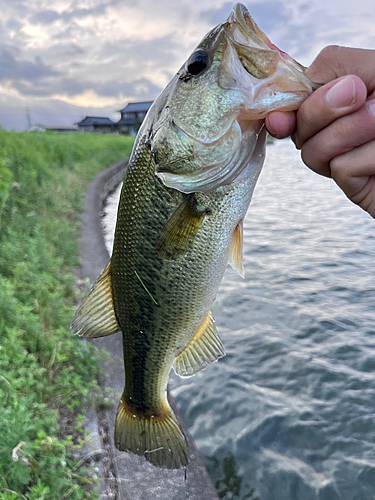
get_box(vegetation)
[0,131,134,500]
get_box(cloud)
[0,48,59,81]
[32,10,60,24]
[200,2,289,34]
[93,78,162,99]
[245,2,289,33]
[0,97,121,131]
[97,33,181,72]
[60,5,108,22]
[5,17,22,30]
[0,0,374,132]
[12,75,163,100]
[31,4,109,25]
[200,2,236,26]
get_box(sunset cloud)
[0,0,373,130]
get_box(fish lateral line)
[134,269,159,305]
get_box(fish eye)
[187,50,209,76]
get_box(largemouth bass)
[71,3,318,469]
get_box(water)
[102,140,375,500]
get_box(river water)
[102,140,375,500]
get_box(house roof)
[46,126,78,131]
[76,116,115,126]
[118,101,153,113]
[117,117,135,126]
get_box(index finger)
[293,75,367,149]
[305,46,375,91]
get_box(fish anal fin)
[155,194,211,260]
[174,312,225,377]
[115,397,188,469]
[71,261,120,338]
[229,220,244,278]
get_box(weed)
[0,131,134,499]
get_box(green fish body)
[71,3,318,469]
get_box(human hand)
[266,46,375,218]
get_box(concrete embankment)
[79,159,219,500]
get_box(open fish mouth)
[153,2,319,194]
[224,4,320,95]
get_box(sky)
[0,0,374,131]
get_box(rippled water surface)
[102,140,375,500]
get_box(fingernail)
[326,77,356,109]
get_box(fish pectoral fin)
[174,312,225,377]
[229,221,244,278]
[155,193,211,260]
[70,261,120,338]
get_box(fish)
[71,3,318,470]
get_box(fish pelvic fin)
[155,193,211,260]
[229,220,244,278]
[70,261,120,338]
[115,397,188,470]
[174,312,225,377]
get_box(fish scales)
[112,134,253,412]
[71,3,318,469]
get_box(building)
[76,116,116,133]
[75,102,154,135]
[45,126,78,133]
[117,101,153,134]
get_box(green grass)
[0,131,134,500]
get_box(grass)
[0,130,134,500]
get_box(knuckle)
[295,103,318,144]
[329,120,348,145]
[329,108,374,150]
[319,45,341,61]
[329,155,345,178]
[298,104,317,130]
[300,145,314,169]
[301,140,331,177]
[307,45,343,82]
[310,45,340,73]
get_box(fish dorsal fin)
[155,194,211,260]
[229,221,244,278]
[174,312,225,377]
[71,261,120,338]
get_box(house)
[75,102,154,134]
[117,101,153,134]
[46,126,78,133]
[76,116,116,133]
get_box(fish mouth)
[155,3,320,194]
[224,3,321,98]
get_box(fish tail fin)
[114,397,188,469]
